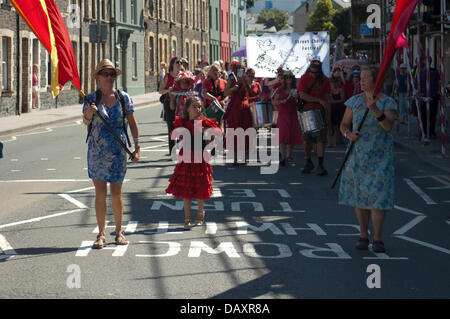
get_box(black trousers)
[420,96,439,138]
[163,97,175,153]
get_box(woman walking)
[225,68,260,165]
[82,59,141,249]
[272,71,303,166]
[166,97,221,230]
[339,65,398,253]
[159,56,182,154]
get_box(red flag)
[373,0,419,95]
[9,0,83,98]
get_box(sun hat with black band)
[92,59,122,79]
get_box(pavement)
[0,91,449,173]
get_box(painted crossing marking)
[0,234,16,261]
[403,178,437,205]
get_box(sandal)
[92,234,106,249]
[195,211,206,226]
[184,219,192,230]
[115,231,128,245]
[287,157,295,167]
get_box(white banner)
[246,32,330,78]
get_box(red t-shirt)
[297,72,331,110]
[203,77,227,107]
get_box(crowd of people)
[82,56,398,253]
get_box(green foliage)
[306,0,338,41]
[332,7,351,39]
[256,8,289,31]
[246,0,255,9]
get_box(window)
[185,42,189,63]
[91,0,96,19]
[216,8,219,31]
[185,0,189,25]
[132,42,137,78]
[171,0,175,22]
[131,0,136,24]
[159,0,162,19]
[149,36,155,72]
[265,1,273,9]
[1,37,9,90]
[120,0,126,22]
[172,40,176,57]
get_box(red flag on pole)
[373,0,419,96]
[9,0,83,98]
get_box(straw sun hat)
[91,59,122,79]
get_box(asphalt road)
[0,103,449,300]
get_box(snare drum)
[298,109,325,137]
[205,100,225,122]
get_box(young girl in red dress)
[166,96,221,230]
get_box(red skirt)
[166,160,213,199]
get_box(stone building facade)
[144,0,209,92]
[0,0,112,118]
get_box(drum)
[205,100,225,122]
[298,109,325,137]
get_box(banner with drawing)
[246,32,330,78]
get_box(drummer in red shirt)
[297,59,331,176]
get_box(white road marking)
[47,168,56,171]
[0,179,92,183]
[58,194,88,209]
[0,234,16,260]
[41,158,48,161]
[403,178,437,205]
[395,235,450,255]
[0,208,85,230]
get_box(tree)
[332,8,351,40]
[306,0,338,41]
[246,0,255,9]
[256,8,289,31]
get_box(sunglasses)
[99,71,116,77]
[175,61,182,65]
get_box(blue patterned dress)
[83,91,134,184]
[338,93,397,210]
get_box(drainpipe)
[16,13,20,115]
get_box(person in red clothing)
[202,64,227,126]
[225,67,261,165]
[272,71,303,167]
[330,76,346,147]
[170,72,195,118]
[159,56,182,154]
[297,59,331,176]
[166,96,221,230]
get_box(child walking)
[166,97,221,230]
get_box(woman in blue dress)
[339,65,398,253]
[82,59,141,249]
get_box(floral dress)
[83,91,134,184]
[338,93,397,210]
